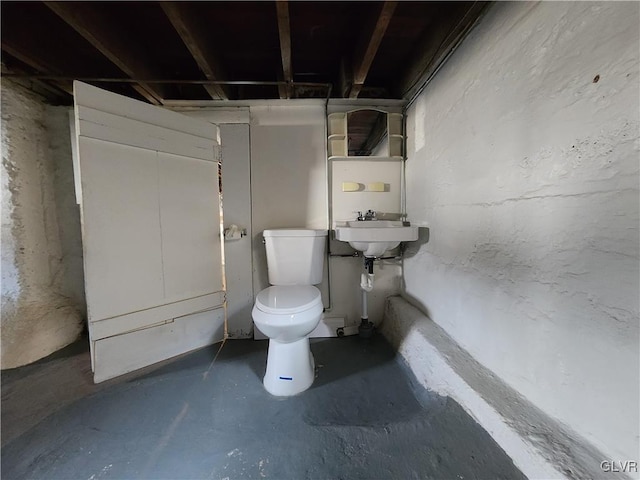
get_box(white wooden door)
[73,82,225,383]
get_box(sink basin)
[334,220,418,257]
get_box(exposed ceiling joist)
[275,0,293,99]
[160,2,228,100]
[338,56,352,99]
[1,41,73,95]
[44,1,165,105]
[2,1,487,106]
[347,1,398,99]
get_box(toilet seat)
[253,285,323,344]
[255,285,322,315]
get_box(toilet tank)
[263,229,327,285]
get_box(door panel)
[158,152,222,300]
[77,107,216,161]
[74,81,225,382]
[93,307,225,383]
[88,292,225,341]
[79,138,164,321]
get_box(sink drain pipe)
[359,257,375,338]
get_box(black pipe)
[364,257,374,274]
[1,74,332,89]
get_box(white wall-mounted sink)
[334,220,419,257]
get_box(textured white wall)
[1,81,85,368]
[403,2,639,461]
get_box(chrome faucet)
[356,210,377,221]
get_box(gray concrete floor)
[2,335,526,480]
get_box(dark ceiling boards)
[1,1,488,105]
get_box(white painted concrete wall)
[329,157,404,327]
[249,104,328,295]
[331,160,402,225]
[248,105,404,328]
[186,103,404,330]
[403,1,639,462]
[1,80,85,368]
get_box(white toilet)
[252,228,327,396]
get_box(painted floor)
[2,335,526,480]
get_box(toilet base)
[263,337,315,396]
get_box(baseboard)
[381,296,629,480]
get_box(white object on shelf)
[342,182,362,192]
[367,182,387,192]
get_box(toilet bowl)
[252,285,323,396]
[252,228,327,396]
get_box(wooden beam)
[275,0,292,99]
[1,42,73,95]
[347,1,397,99]
[338,56,352,99]
[44,1,164,104]
[276,72,288,100]
[160,2,228,100]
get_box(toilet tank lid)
[263,229,327,237]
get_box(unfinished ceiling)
[1,1,489,106]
